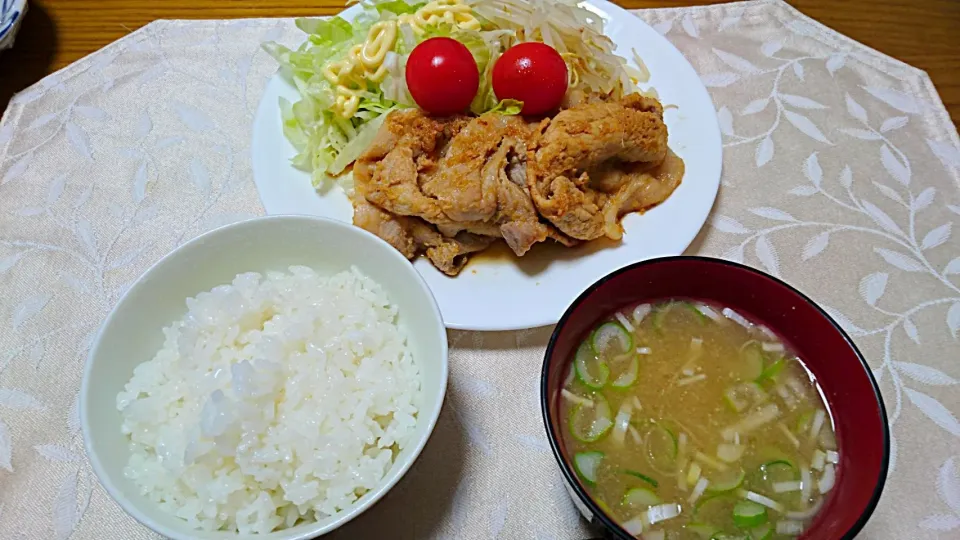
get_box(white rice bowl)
[116,266,420,534]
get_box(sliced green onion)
[694,493,732,516]
[622,487,661,508]
[685,523,718,539]
[659,419,681,441]
[723,382,767,413]
[740,341,765,380]
[575,342,609,389]
[645,425,678,471]
[706,468,745,493]
[756,445,791,463]
[722,307,753,329]
[682,301,709,325]
[693,495,741,532]
[694,302,723,322]
[723,388,747,413]
[756,356,786,383]
[733,500,769,528]
[591,322,632,358]
[716,443,744,463]
[573,451,604,485]
[760,460,798,483]
[652,304,669,334]
[624,470,659,488]
[568,395,613,443]
[750,523,774,540]
[560,389,593,408]
[611,356,639,388]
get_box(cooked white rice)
[116,266,420,533]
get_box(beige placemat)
[1,0,959,538]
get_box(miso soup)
[559,300,838,539]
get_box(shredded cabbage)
[365,0,423,16]
[266,14,400,186]
[488,99,524,115]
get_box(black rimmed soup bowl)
[539,257,888,540]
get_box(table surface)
[1,0,958,125]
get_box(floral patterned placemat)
[1,1,958,538]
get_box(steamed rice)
[116,266,420,533]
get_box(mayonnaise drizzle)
[324,0,481,118]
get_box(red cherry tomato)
[492,42,568,115]
[405,37,480,115]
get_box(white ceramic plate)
[251,0,722,331]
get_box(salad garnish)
[264,0,647,185]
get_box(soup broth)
[559,300,838,539]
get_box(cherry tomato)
[405,37,480,115]
[492,42,568,115]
